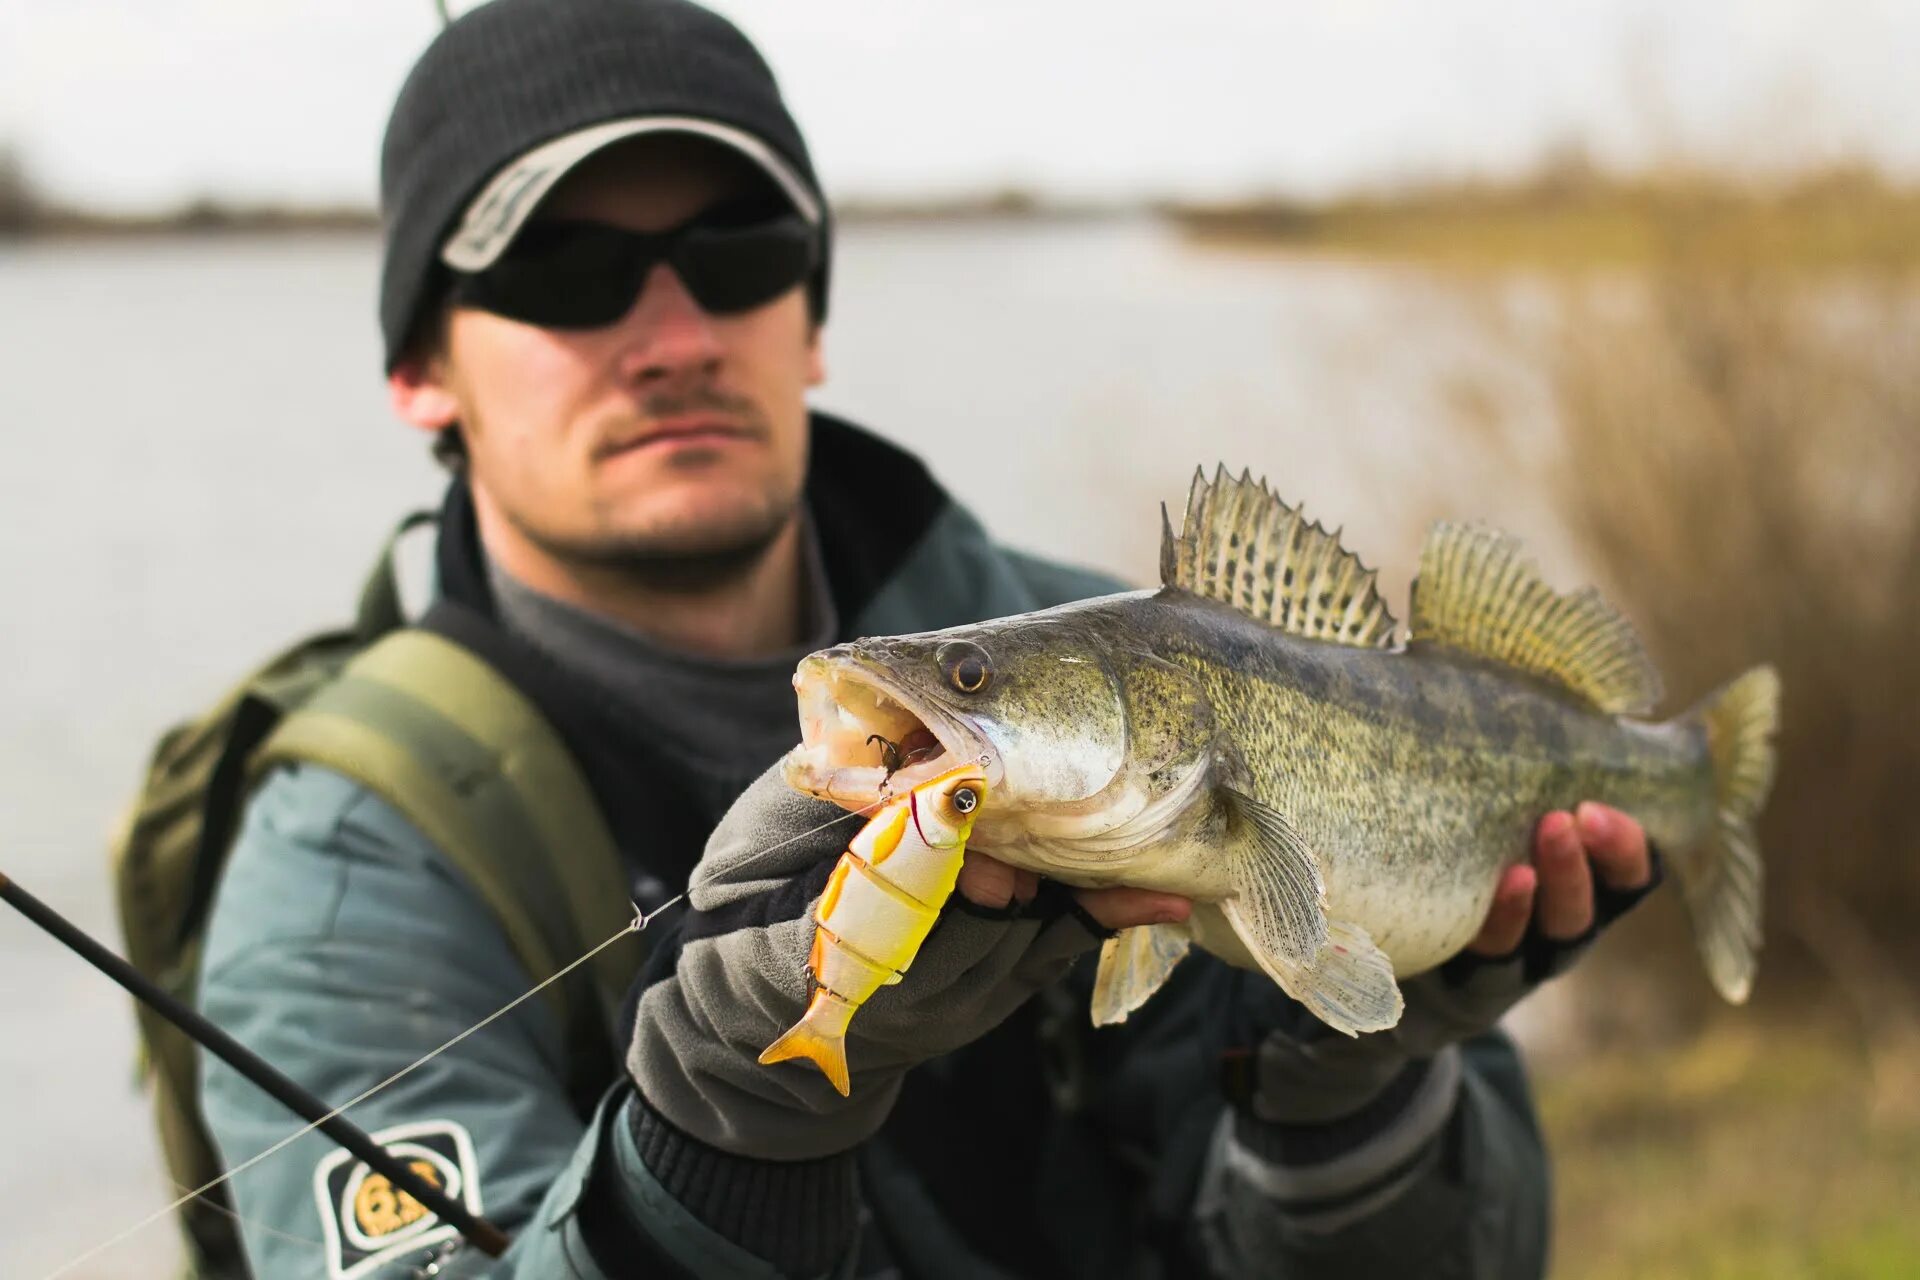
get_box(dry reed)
[1534,250,1920,1080]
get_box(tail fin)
[758,989,855,1096]
[1680,665,1781,1004]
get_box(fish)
[784,466,1779,1036]
[760,764,987,1094]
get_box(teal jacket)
[197,416,1550,1279]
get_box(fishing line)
[36,902,666,1280]
[35,798,878,1280]
[177,1182,326,1253]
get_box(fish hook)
[867,733,904,782]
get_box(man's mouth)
[596,417,760,458]
[786,653,988,808]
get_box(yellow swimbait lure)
[759,765,987,1095]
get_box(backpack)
[109,515,642,1278]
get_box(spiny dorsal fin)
[1160,465,1397,648]
[1408,522,1663,714]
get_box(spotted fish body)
[759,766,986,1095]
[786,467,1780,1036]
[1144,597,1716,977]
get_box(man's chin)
[554,504,799,593]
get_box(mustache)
[640,384,767,423]
[591,385,771,457]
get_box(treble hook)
[867,733,904,781]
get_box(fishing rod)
[0,869,512,1259]
[16,798,853,1275]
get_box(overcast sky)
[3,0,1916,212]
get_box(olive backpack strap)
[252,628,642,1112]
[109,510,438,1279]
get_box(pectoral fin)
[1218,790,1403,1036]
[1295,920,1403,1036]
[1090,923,1193,1026]
[1220,788,1329,967]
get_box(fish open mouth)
[785,651,990,810]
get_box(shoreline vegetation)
[7,147,1919,268]
[1168,158,1920,271]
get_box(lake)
[0,215,1568,1277]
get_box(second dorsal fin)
[1408,522,1663,714]
[1160,466,1397,648]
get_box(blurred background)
[3,1,1917,1276]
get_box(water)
[0,217,1567,1276]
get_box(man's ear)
[389,353,461,431]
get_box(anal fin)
[1091,923,1193,1026]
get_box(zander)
[785,467,1779,1036]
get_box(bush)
[1542,258,1920,1033]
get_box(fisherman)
[189,1,1661,1276]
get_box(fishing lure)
[759,765,987,1095]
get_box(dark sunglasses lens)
[672,217,817,315]
[457,224,645,328]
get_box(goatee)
[534,501,800,595]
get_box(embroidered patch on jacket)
[313,1119,483,1280]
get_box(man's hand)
[1230,802,1663,1128]
[627,764,1142,1164]
[1466,801,1656,957]
[968,800,1655,952]
[956,851,1192,931]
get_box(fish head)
[787,600,1219,842]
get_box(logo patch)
[313,1119,483,1280]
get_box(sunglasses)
[448,203,819,330]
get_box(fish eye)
[952,786,979,815]
[938,641,992,694]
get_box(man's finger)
[1074,886,1192,933]
[1534,810,1595,941]
[1466,863,1536,956]
[957,849,1020,909]
[1575,801,1653,890]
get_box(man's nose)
[615,262,724,384]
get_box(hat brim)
[439,115,823,273]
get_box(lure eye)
[939,641,992,695]
[952,786,979,815]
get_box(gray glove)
[627,758,1105,1161]
[1235,850,1665,1125]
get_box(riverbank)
[1166,164,1920,271]
[1542,1005,1920,1279]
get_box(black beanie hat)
[378,0,830,370]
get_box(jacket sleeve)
[197,763,821,1279]
[1191,1030,1549,1279]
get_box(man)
[195,1,1659,1277]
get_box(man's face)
[396,136,823,584]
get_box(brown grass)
[1170,162,1920,271]
[1496,198,1920,1276]
[1541,259,1920,1006]
[1542,1009,1920,1279]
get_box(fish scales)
[1145,593,1712,971]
